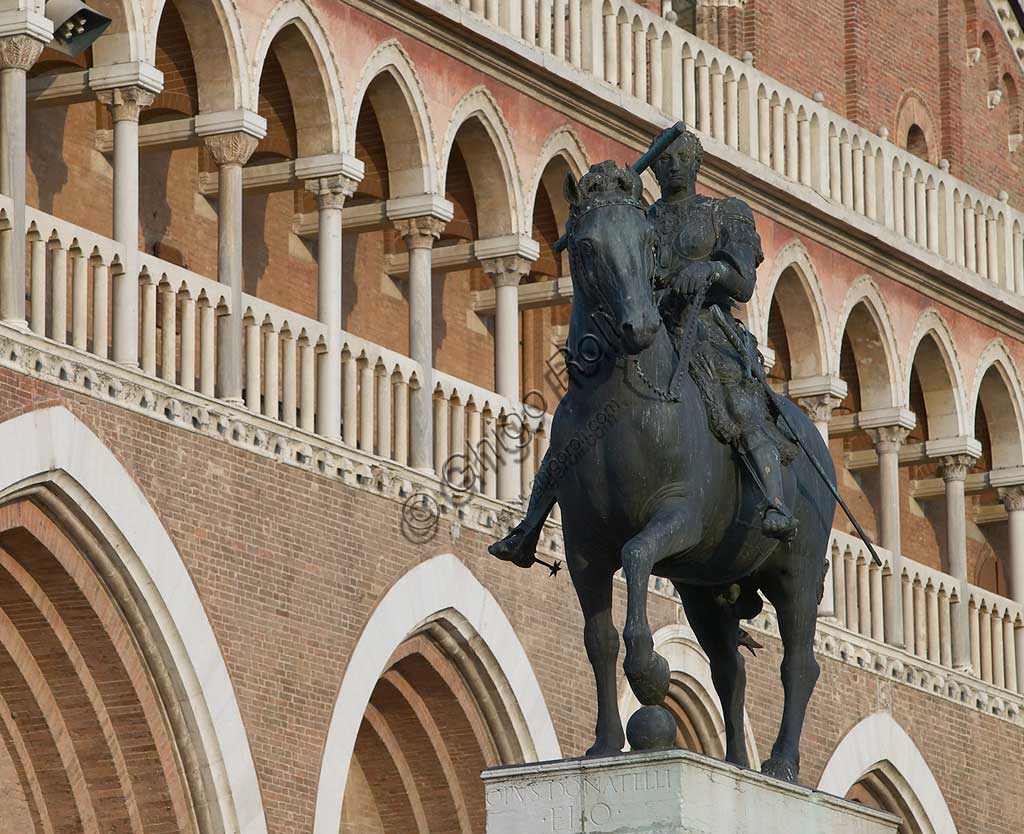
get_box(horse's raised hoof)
[761,755,799,783]
[625,651,671,706]
[585,736,625,757]
[762,508,798,542]
[488,524,540,568]
[626,705,676,751]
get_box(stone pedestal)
[482,750,899,834]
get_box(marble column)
[394,215,445,471]
[866,424,911,646]
[95,80,158,364]
[481,254,532,502]
[195,111,265,403]
[1000,485,1024,605]
[939,453,977,670]
[305,173,358,438]
[0,17,49,325]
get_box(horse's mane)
[565,161,645,227]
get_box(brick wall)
[0,372,1020,833]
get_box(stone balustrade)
[445,0,1024,296]
[1,192,1023,706]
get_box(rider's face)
[654,141,697,196]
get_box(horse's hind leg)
[568,554,624,756]
[621,499,699,706]
[758,553,821,783]
[675,583,750,768]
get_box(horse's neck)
[566,300,678,398]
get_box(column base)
[483,750,900,834]
[0,318,29,332]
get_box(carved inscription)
[486,768,672,833]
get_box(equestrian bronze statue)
[489,126,837,784]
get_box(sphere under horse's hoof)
[626,705,676,751]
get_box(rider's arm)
[710,198,764,303]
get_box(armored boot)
[747,437,798,541]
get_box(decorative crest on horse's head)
[563,161,645,228]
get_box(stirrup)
[762,506,798,541]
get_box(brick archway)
[313,553,561,834]
[0,407,266,834]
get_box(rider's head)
[651,128,703,201]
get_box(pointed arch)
[834,277,902,410]
[440,87,523,238]
[969,340,1024,468]
[525,127,590,227]
[819,712,957,834]
[906,310,969,439]
[760,239,832,378]
[312,553,560,834]
[617,624,759,764]
[149,0,249,112]
[251,1,346,155]
[351,40,438,197]
[0,407,267,834]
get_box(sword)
[709,306,883,567]
[553,122,687,254]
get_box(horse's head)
[564,161,659,355]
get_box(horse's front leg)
[621,498,699,705]
[568,553,624,756]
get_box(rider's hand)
[671,261,716,296]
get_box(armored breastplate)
[650,196,720,282]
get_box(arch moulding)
[312,553,561,834]
[0,406,267,834]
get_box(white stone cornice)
[858,406,917,431]
[88,61,163,95]
[194,108,267,141]
[474,234,540,263]
[0,9,52,44]
[925,435,983,461]
[385,193,454,224]
[989,465,1024,488]
[294,153,364,185]
[785,374,848,402]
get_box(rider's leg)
[488,444,558,567]
[747,433,798,540]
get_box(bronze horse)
[498,163,835,783]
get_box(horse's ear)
[563,171,580,207]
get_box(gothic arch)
[894,91,939,165]
[760,239,832,378]
[834,277,902,410]
[149,0,249,112]
[617,624,759,764]
[968,340,1024,468]
[251,1,346,155]
[440,87,523,238]
[0,406,266,834]
[525,127,590,228]
[351,40,438,197]
[819,712,957,834]
[906,310,969,439]
[312,553,560,834]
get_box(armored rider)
[648,124,798,540]
[489,126,796,571]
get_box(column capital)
[0,11,51,71]
[96,85,156,123]
[999,485,1024,513]
[394,216,446,249]
[866,424,912,454]
[475,233,541,264]
[304,174,359,210]
[480,255,532,285]
[938,454,976,483]
[386,193,454,225]
[796,393,843,425]
[202,132,260,167]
